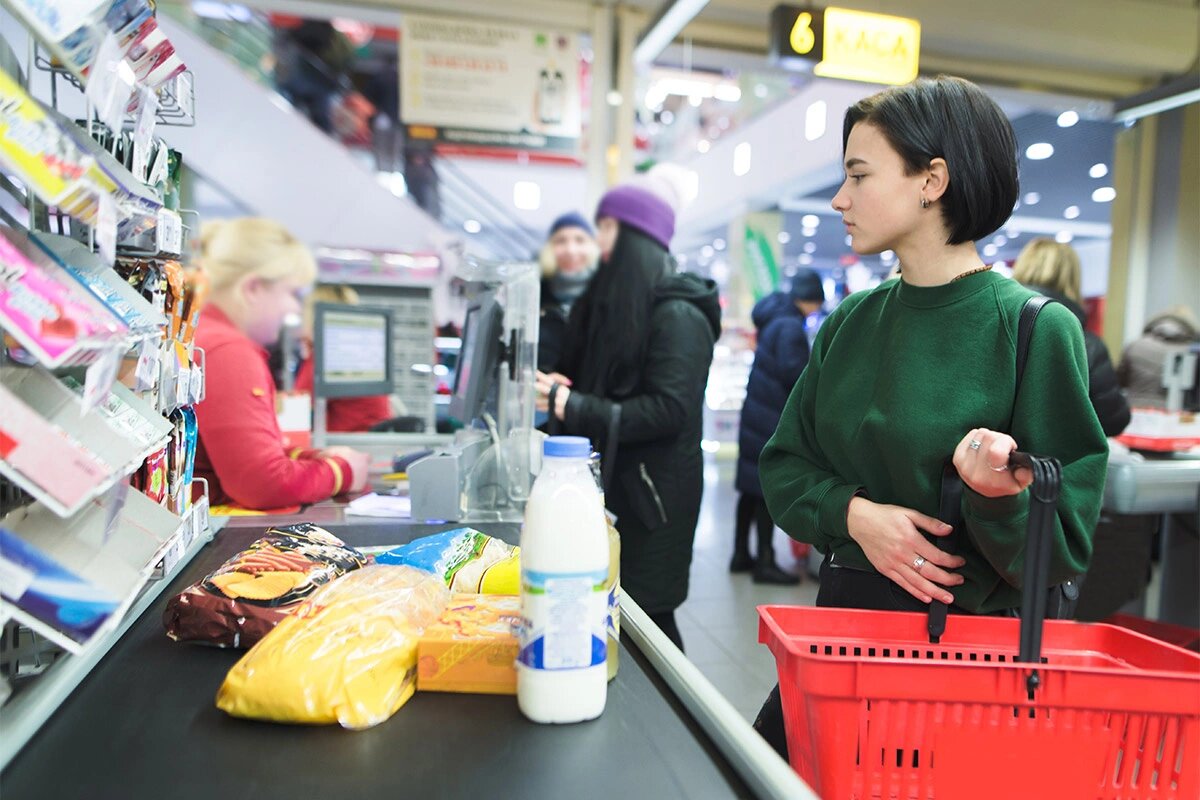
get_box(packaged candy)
[216,565,449,729]
[163,523,367,648]
[372,528,519,594]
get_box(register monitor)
[312,302,394,399]
[449,294,503,425]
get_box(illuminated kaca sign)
[770,5,921,86]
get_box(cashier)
[192,218,369,509]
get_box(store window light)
[1055,231,1073,243]
[1089,163,1109,179]
[513,181,541,211]
[805,100,827,141]
[1092,187,1116,203]
[733,142,752,176]
[801,214,820,228]
[463,219,482,234]
[1064,205,1080,220]
[1056,110,1079,127]
[1025,142,1054,160]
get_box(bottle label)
[519,568,607,670]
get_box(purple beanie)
[595,184,676,250]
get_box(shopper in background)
[732,269,826,584]
[193,218,370,509]
[1012,238,1130,436]
[537,211,598,372]
[753,76,1108,758]
[535,168,721,651]
[1116,305,1200,409]
[294,284,394,432]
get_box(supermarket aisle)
[677,451,819,722]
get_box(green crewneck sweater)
[760,271,1108,613]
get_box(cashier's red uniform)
[293,358,391,433]
[193,306,351,509]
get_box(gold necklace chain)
[951,264,993,282]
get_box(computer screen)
[450,294,503,424]
[312,302,394,399]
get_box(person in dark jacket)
[1013,238,1131,436]
[538,211,598,372]
[535,173,720,652]
[733,270,826,583]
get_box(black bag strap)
[546,383,563,435]
[927,295,1053,643]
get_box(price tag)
[147,142,169,187]
[155,208,182,255]
[85,33,134,133]
[133,87,158,153]
[189,357,203,404]
[134,337,158,391]
[175,72,194,120]
[95,192,117,267]
[175,365,190,407]
[82,347,120,415]
[100,480,129,544]
[192,493,210,541]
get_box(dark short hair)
[843,75,1018,245]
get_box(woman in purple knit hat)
[535,168,721,651]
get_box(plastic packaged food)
[216,565,450,729]
[372,528,519,594]
[163,523,367,648]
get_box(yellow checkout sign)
[770,5,921,86]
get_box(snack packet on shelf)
[163,523,367,648]
[371,527,519,594]
[216,565,450,729]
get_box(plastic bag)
[373,528,519,594]
[216,565,450,729]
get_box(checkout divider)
[1,502,816,800]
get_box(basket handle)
[1012,450,1062,698]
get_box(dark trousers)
[649,610,684,653]
[735,493,778,563]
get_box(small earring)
[920,197,930,209]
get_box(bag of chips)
[216,565,450,729]
[163,523,367,648]
[372,527,519,594]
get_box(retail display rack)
[0,0,218,768]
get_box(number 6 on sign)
[790,12,816,55]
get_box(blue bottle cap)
[543,436,592,458]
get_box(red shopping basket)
[759,453,1200,799]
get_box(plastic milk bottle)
[518,436,610,723]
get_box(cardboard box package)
[417,594,521,695]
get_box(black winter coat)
[736,293,812,496]
[560,274,721,614]
[1027,286,1131,437]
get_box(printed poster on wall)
[400,13,582,154]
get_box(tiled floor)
[676,451,820,722]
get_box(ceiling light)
[799,254,814,265]
[754,83,768,98]
[513,181,540,211]
[800,214,820,228]
[805,100,827,141]
[1025,142,1054,160]
[881,250,895,262]
[1023,192,1041,205]
[733,142,751,176]
[660,110,675,124]
[844,234,853,246]
[777,231,792,244]
[803,242,817,254]
[697,139,710,153]
[1064,205,1080,220]
[1092,187,1116,203]
[713,238,726,251]
[992,235,1007,246]
[982,243,999,258]
[714,84,741,103]
[1089,163,1108,179]
[606,90,623,107]
[1056,110,1079,127]
[701,245,714,258]
[463,219,482,234]
[802,226,817,237]
[1055,231,1073,243]
[689,94,702,107]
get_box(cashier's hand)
[535,371,572,419]
[953,428,1033,498]
[846,496,966,605]
[321,446,371,493]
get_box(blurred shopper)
[274,20,354,134]
[194,218,370,509]
[1117,305,1200,409]
[753,77,1108,757]
[1012,238,1130,435]
[534,168,721,652]
[538,211,598,372]
[294,284,394,433]
[732,270,826,584]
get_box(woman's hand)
[846,496,966,604]
[535,371,572,417]
[953,428,1034,498]
[321,446,371,494]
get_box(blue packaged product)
[372,528,519,594]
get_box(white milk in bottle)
[517,436,610,723]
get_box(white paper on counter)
[345,493,411,518]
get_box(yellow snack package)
[417,594,521,695]
[216,565,450,730]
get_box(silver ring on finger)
[968,439,982,451]
[990,463,1009,472]
[912,555,926,571]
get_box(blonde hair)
[196,217,317,294]
[302,284,360,336]
[1012,238,1082,303]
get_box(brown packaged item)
[163,523,367,648]
[417,593,521,695]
